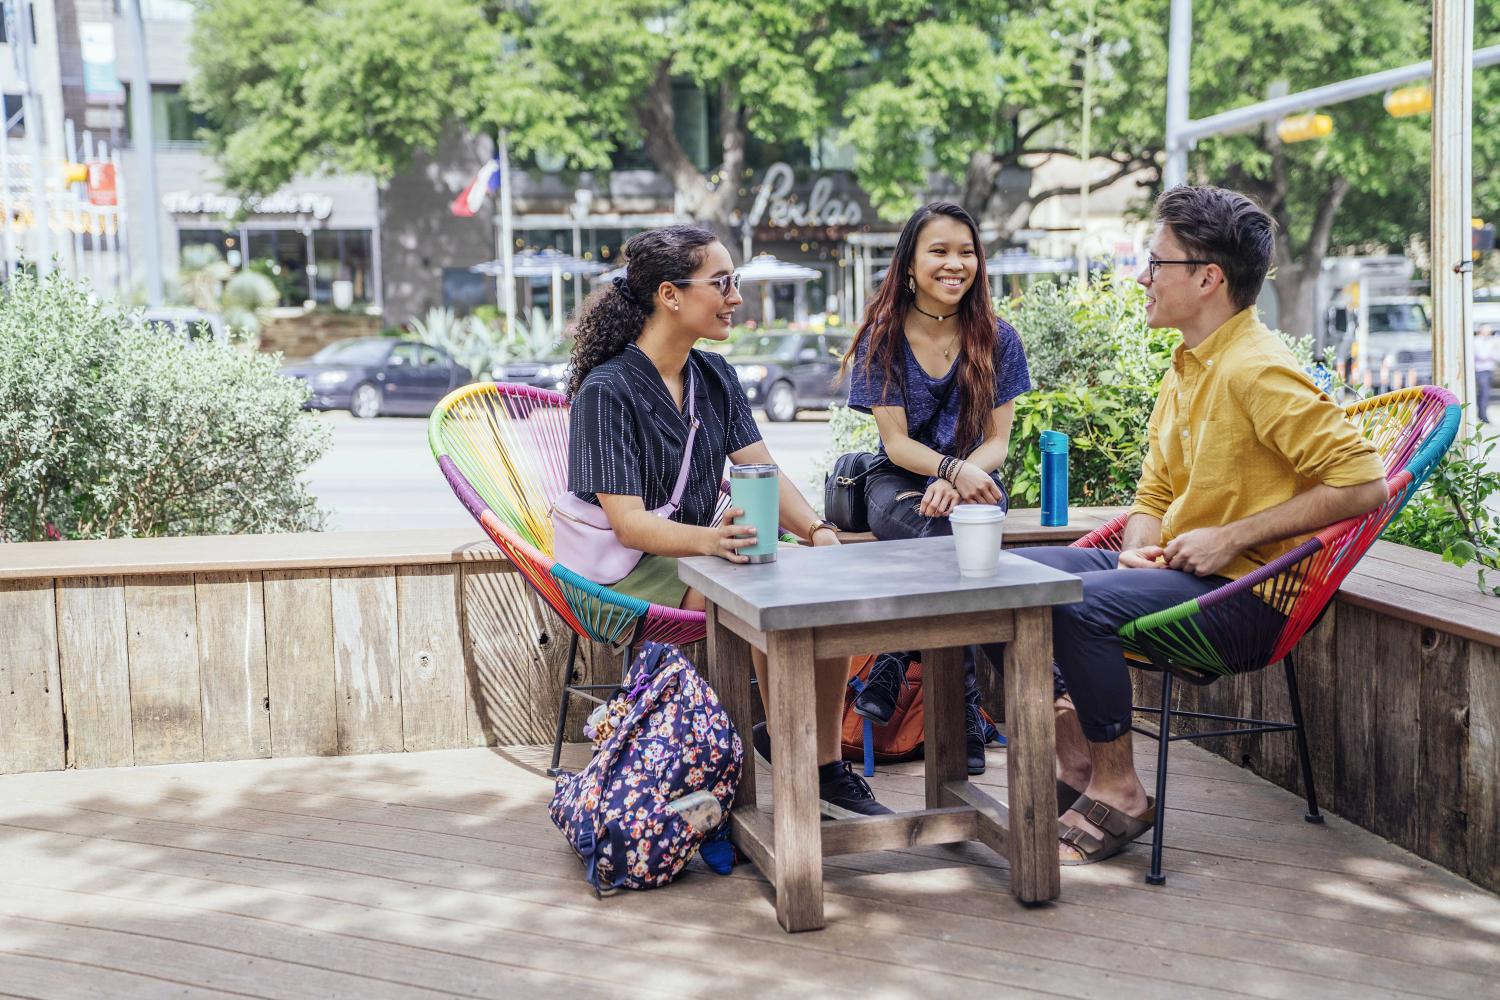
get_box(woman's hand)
[811,526,840,547]
[919,480,960,517]
[705,507,758,562]
[953,461,1002,504]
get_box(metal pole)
[1077,0,1095,285]
[1431,0,1475,417]
[0,103,13,280]
[125,0,164,305]
[14,0,50,274]
[498,132,515,338]
[1162,0,1192,189]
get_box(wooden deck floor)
[0,739,1496,999]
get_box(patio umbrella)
[472,250,608,333]
[735,253,821,324]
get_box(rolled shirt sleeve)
[845,335,903,413]
[568,375,643,499]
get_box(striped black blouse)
[568,343,763,528]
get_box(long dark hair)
[841,202,999,455]
[566,225,719,396]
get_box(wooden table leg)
[1005,606,1060,903]
[765,628,823,932]
[920,644,967,808]
[705,604,756,809]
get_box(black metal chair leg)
[1284,654,1324,824]
[619,642,634,683]
[1146,672,1172,886]
[548,634,581,776]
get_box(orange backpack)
[841,654,926,774]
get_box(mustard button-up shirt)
[1129,308,1386,583]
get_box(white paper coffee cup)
[949,504,1006,578]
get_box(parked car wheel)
[764,380,797,422]
[349,382,382,419]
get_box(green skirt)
[610,554,689,609]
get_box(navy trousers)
[1009,546,1287,742]
[865,461,1008,706]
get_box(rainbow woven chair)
[430,382,738,773]
[1069,385,1461,885]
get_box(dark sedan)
[281,338,473,418]
[493,356,571,393]
[728,331,852,422]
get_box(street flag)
[450,158,500,217]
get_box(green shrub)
[1384,421,1500,595]
[0,270,328,541]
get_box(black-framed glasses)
[1146,254,1213,282]
[672,271,742,297]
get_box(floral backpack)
[549,641,743,894]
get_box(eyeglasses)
[1146,254,1213,283]
[672,272,742,297]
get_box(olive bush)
[0,270,328,541]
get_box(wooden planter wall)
[0,531,627,773]
[1,520,1495,895]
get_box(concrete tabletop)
[679,536,1083,632]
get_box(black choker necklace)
[911,303,956,321]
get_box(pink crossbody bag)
[551,369,700,586]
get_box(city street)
[305,409,835,532]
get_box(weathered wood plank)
[1334,603,1381,831]
[764,627,822,932]
[262,569,338,757]
[1466,640,1500,893]
[1417,626,1470,875]
[55,575,134,769]
[193,572,271,762]
[460,565,546,746]
[0,579,63,773]
[706,603,758,809]
[395,565,467,752]
[920,644,967,811]
[1002,606,1059,903]
[330,567,402,754]
[123,574,203,765]
[1371,616,1421,849]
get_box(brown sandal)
[1056,779,1084,818]
[1058,794,1157,866]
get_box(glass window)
[729,334,800,360]
[3,95,23,137]
[389,343,421,366]
[418,346,447,367]
[246,229,309,306]
[312,229,373,305]
[123,84,212,146]
[442,268,491,314]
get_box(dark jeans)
[865,461,1008,707]
[1010,546,1287,743]
[1477,370,1493,424]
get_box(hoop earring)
[906,274,916,294]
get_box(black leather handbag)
[823,451,886,532]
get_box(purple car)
[281,338,473,418]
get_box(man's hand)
[1163,526,1242,576]
[1118,545,1167,569]
[920,480,960,517]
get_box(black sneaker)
[819,761,894,819]
[852,652,909,725]
[966,703,989,776]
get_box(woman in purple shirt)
[841,202,1032,775]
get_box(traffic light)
[1384,84,1432,117]
[1476,218,1496,260]
[60,162,88,185]
[1276,113,1333,144]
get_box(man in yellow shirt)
[1015,186,1388,866]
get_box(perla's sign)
[162,190,335,221]
[747,162,863,230]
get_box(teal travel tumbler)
[729,463,780,563]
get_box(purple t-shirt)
[847,319,1032,459]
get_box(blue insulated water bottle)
[1039,430,1069,527]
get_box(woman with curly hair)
[560,225,890,818]
[840,202,1032,776]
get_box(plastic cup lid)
[949,504,1006,523]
